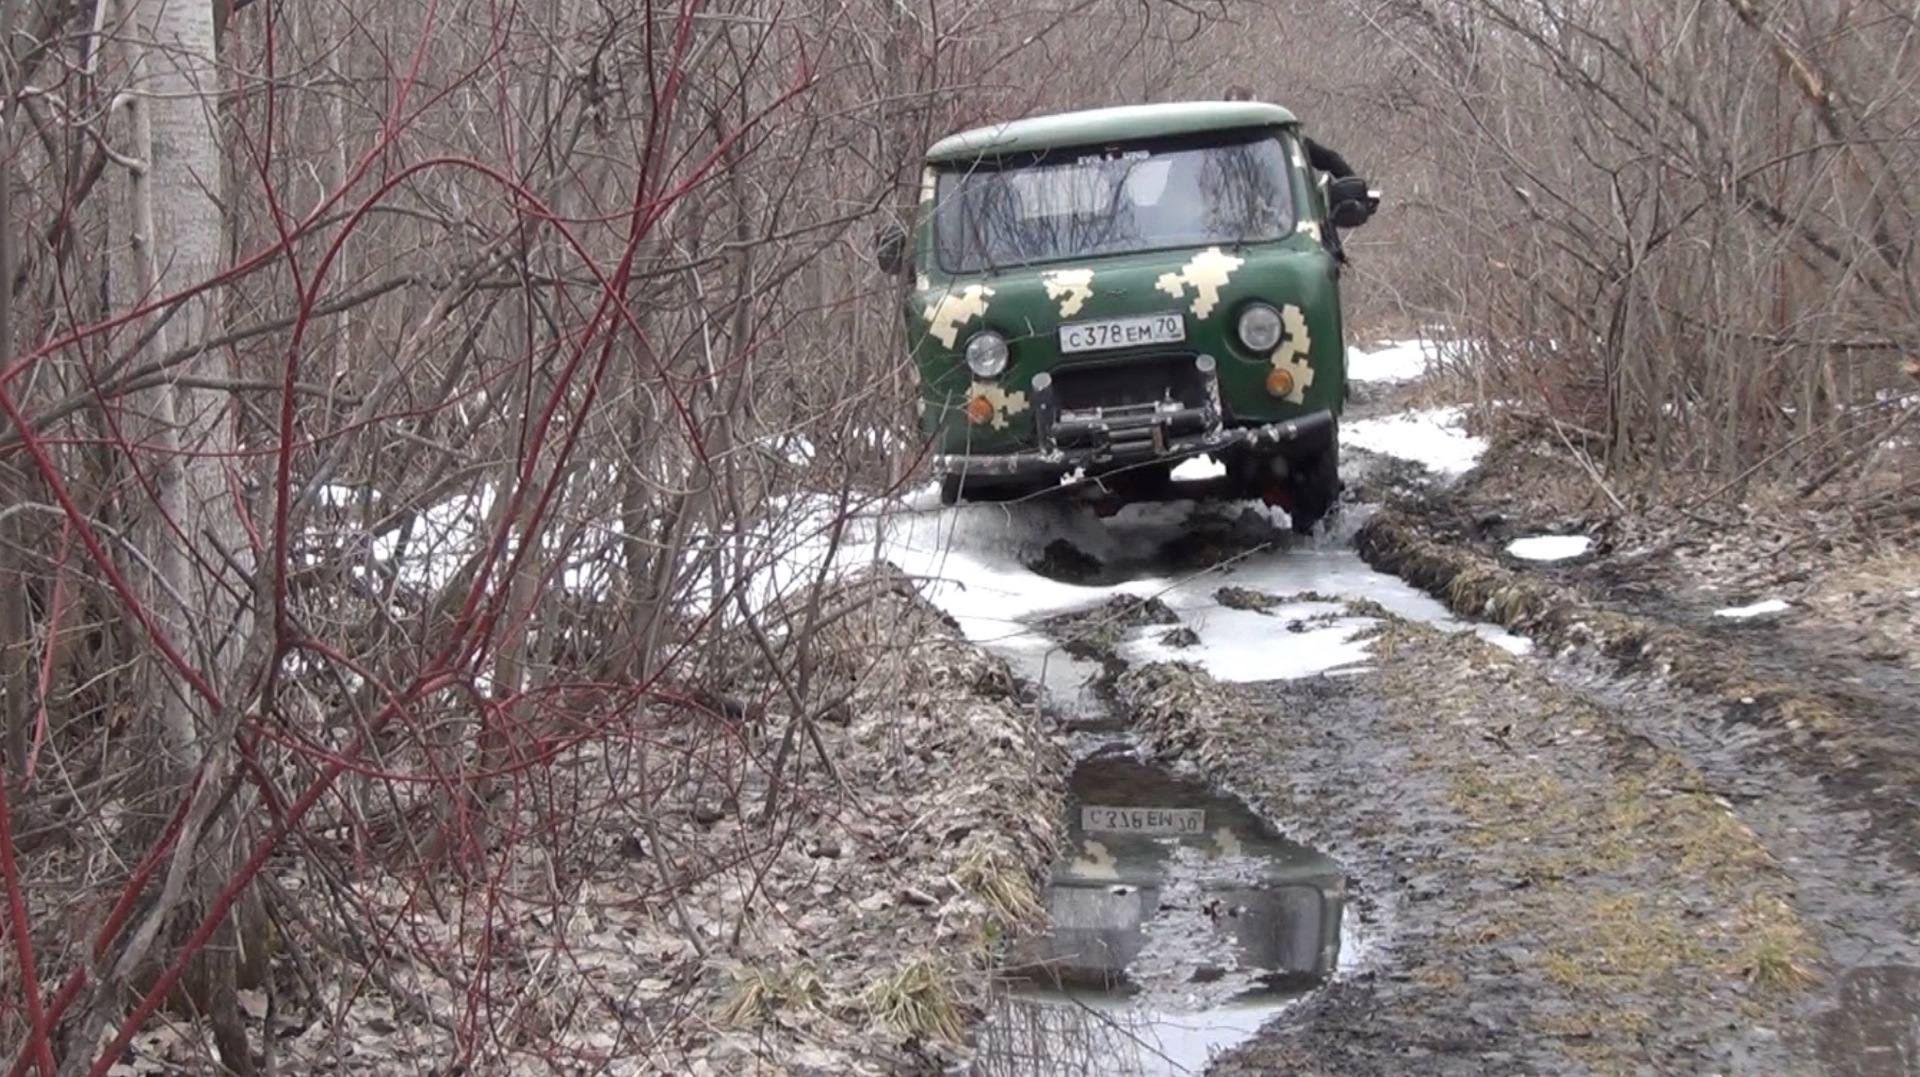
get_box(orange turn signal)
[1265,368,1294,397]
[966,396,994,424]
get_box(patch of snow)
[1120,597,1378,681]
[861,501,1531,682]
[1347,339,1439,383]
[317,483,380,508]
[1714,598,1790,619]
[858,500,1176,650]
[1343,406,1487,477]
[1506,534,1592,562]
[1171,455,1227,481]
[367,485,500,591]
[1484,633,1533,656]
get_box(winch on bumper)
[934,353,1336,484]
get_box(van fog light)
[1265,368,1295,397]
[965,331,1009,378]
[1237,304,1283,352]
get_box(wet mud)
[1115,624,1833,1076]
[940,438,1920,1076]
[1818,966,1920,1077]
[1351,467,1920,1076]
[1365,471,1920,877]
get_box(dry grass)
[1538,893,1709,992]
[1443,769,1580,851]
[1377,622,1825,1051]
[717,959,829,1028]
[1411,965,1465,991]
[1730,894,1821,994]
[954,843,1046,936]
[860,953,969,1042]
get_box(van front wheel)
[1285,446,1342,536]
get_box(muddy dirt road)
[878,397,1920,1075]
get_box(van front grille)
[1051,354,1207,413]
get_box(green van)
[875,101,1378,533]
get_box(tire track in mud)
[1123,631,1836,1076]
[949,474,1427,1075]
[959,453,1898,1077]
[1348,493,1920,1077]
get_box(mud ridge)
[1353,506,1884,769]
[1350,496,1920,884]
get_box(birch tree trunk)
[92,0,262,1070]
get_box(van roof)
[924,101,1300,166]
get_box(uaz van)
[875,101,1378,534]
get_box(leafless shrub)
[0,1,1356,1074]
[1346,0,1920,515]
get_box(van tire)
[1286,447,1342,536]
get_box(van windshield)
[931,133,1297,274]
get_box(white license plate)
[1081,805,1205,836]
[1059,313,1186,354]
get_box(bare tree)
[1345,0,1920,514]
[5,1,1352,1073]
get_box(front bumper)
[934,353,1336,479]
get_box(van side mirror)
[1326,177,1379,229]
[1331,199,1373,229]
[873,222,909,275]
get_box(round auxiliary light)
[965,331,1010,378]
[1237,303,1284,353]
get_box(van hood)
[910,241,1321,356]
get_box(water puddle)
[996,634,1115,729]
[971,755,1349,1075]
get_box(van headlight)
[965,331,1010,378]
[1237,303,1283,353]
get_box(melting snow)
[856,494,1176,650]
[1506,534,1592,562]
[1343,406,1487,477]
[1715,598,1790,619]
[1171,455,1228,481]
[1348,338,1440,383]
[305,332,1529,696]
[1119,594,1377,681]
[863,499,1532,683]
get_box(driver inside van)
[1222,84,1373,258]
[1222,84,1357,181]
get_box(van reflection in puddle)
[1035,880,1343,993]
[979,757,1348,1076]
